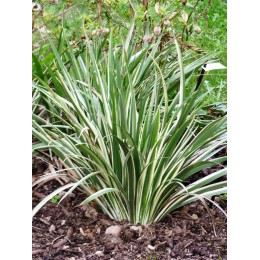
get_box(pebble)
[95,251,104,256]
[197,205,204,211]
[130,225,143,235]
[130,226,139,232]
[147,245,155,251]
[105,225,122,236]
[191,213,199,220]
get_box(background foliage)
[33,0,227,104]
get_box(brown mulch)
[32,180,227,260]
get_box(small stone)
[105,225,122,236]
[197,205,204,211]
[191,213,198,220]
[130,226,139,232]
[147,245,155,251]
[129,225,142,235]
[61,220,66,225]
[95,251,104,256]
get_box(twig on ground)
[32,249,46,255]
[184,239,194,248]
[39,217,51,226]
[32,225,45,231]
[53,227,73,248]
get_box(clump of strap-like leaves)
[32,26,226,224]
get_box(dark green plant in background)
[32,0,227,107]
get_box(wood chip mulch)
[32,180,227,260]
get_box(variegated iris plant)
[32,26,226,224]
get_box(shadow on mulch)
[32,180,227,260]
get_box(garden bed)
[32,180,226,260]
[32,1,227,259]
